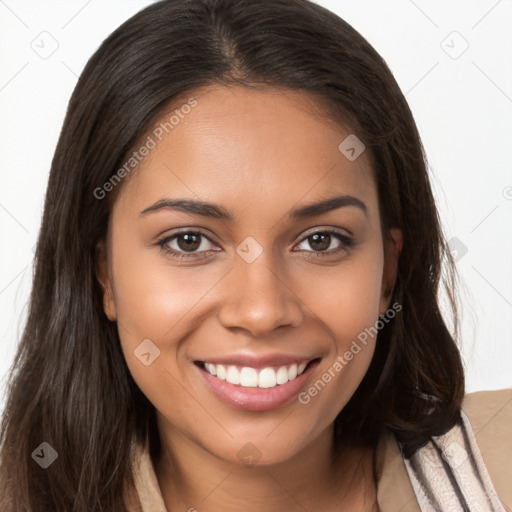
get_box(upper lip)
[195,353,318,368]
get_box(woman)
[0,0,510,510]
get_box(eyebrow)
[139,194,367,220]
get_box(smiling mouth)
[195,359,319,389]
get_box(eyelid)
[156,228,221,256]
[157,227,219,244]
[297,226,353,242]
[293,228,353,252]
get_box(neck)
[154,417,377,511]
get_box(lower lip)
[196,361,318,411]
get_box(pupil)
[178,233,201,251]
[310,233,330,251]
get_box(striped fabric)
[403,410,506,511]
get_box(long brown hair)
[0,0,464,509]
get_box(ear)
[379,228,403,315]
[95,239,117,321]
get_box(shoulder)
[461,388,512,509]
[461,387,512,429]
[376,388,512,512]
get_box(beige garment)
[126,389,512,512]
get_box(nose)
[217,252,304,337]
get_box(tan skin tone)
[97,85,402,511]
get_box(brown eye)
[176,233,202,252]
[295,230,353,255]
[308,233,331,251]
[158,231,219,257]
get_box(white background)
[1,0,511,415]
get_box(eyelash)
[156,228,354,261]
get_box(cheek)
[110,247,216,428]
[293,244,384,342]
[107,230,228,403]
[292,245,384,413]
[110,232,224,344]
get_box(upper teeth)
[204,362,308,388]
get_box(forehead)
[114,85,377,220]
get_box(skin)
[97,85,402,511]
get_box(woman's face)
[98,85,401,466]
